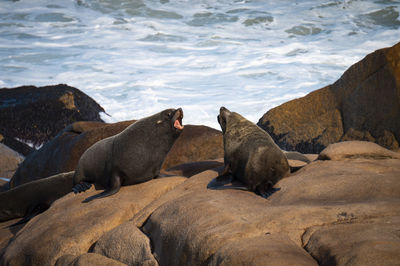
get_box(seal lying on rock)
[208,107,290,197]
[73,108,184,202]
[0,172,74,226]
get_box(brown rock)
[209,234,317,266]
[162,125,224,169]
[0,219,25,255]
[131,154,400,265]
[1,176,186,266]
[55,253,127,266]
[258,41,400,153]
[162,159,224,177]
[304,216,400,266]
[93,222,157,266]
[0,143,23,179]
[10,123,222,188]
[0,84,105,147]
[318,141,400,160]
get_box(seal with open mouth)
[72,108,184,202]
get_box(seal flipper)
[72,181,92,193]
[207,164,232,189]
[82,174,122,203]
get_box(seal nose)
[177,108,183,117]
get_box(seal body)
[215,107,290,197]
[0,172,74,225]
[73,108,184,202]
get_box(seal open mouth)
[173,108,184,130]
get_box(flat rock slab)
[1,176,185,266]
[318,140,400,160]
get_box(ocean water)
[0,0,399,129]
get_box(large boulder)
[1,176,185,266]
[0,84,105,148]
[1,142,399,265]
[10,123,223,188]
[258,41,400,153]
[130,142,400,265]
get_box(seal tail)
[72,182,92,194]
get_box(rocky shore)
[0,42,399,265]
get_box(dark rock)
[258,41,400,153]
[0,84,105,148]
[0,133,34,156]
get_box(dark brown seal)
[209,107,290,197]
[0,172,74,226]
[72,108,184,202]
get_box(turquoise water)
[1,0,399,128]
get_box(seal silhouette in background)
[208,107,290,197]
[73,108,184,202]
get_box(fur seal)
[0,172,74,226]
[72,108,184,202]
[209,107,290,197]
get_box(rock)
[0,143,23,179]
[162,125,224,169]
[0,84,105,148]
[304,216,400,266]
[258,41,400,153]
[209,234,317,266]
[1,176,185,266]
[55,253,127,266]
[130,152,400,265]
[10,123,222,188]
[318,141,400,160]
[93,222,157,266]
[9,120,134,188]
[162,159,224,177]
